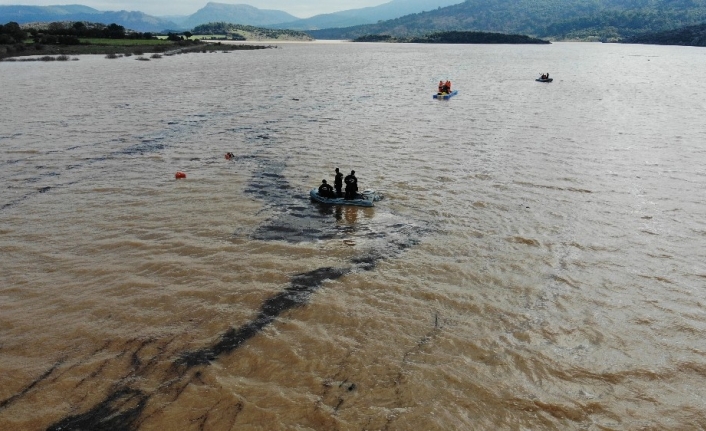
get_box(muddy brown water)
[1,42,706,430]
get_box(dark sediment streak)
[0,360,63,410]
[39,123,427,430]
[177,266,350,367]
[177,153,426,369]
[46,388,148,431]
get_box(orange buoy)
[175,171,186,179]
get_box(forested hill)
[306,0,706,41]
[620,22,706,46]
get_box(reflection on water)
[1,42,706,430]
[314,203,373,228]
[343,206,360,225]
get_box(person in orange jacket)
[438,80,445,94]
[444,80,452,93]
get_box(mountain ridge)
[0,5,180,32]
[181,2,298,29]
[270,0,464,30]
[0,1,467,33]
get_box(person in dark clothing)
[334,167,343,197]
[319,179,335,198]
[344,170,358,200]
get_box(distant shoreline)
[0,40,270,61]
[353,31,551,45]
[217,39,350,45]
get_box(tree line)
[409,31,551,44]
[353,31,550,44]
[1,21,159,45]
[0,22,26,44]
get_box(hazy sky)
[0,0,392,18]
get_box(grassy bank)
[0,39,270,61]
[79,38,174,46]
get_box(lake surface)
[1,41,705,430]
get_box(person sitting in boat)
[438,80,445,94]
[318,179,335,198]
[344,170,358,200]
[444,80,452,93]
